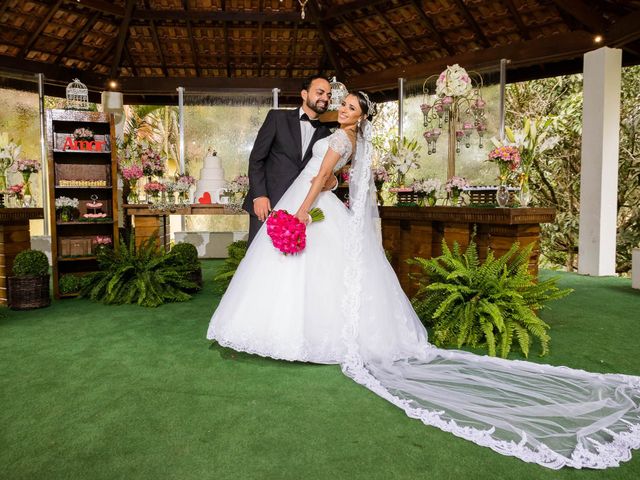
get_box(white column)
[578,47,622,276]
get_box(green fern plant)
[213,240,248,292]
[408,240,572,358]
[80,234,197,307]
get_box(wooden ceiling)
[0,0,639,104]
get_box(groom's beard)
[306,98,329,115]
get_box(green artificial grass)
[1,262,639,480]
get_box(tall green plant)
[409,241,572,358]
[81,235,196,307]
[213,240,248,292]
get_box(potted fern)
[8,249,51,310]
[409,240,571,358]
[80,234,197,307]
[213,240,248,292]
[170,242,202,291]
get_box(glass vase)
[0,170,7,208]
[518,179,531,207]
[427,195,437,207]
[416,194,426,207]
[127,179,140,204]
[496,185,510,208]
[450,189,461,206]
[60,209,71,222]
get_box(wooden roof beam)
[503,0,530,40]
[183,0,201,77]
[20,0,64,59]
[607,10,640,46]
[347,30,598,91]
[109,0,136,78]
[148,20,167,77]
[72,0,124,17]
[550,0,606,33]
[320,0,387,20]
[373,5,421,62]
[287,23,299,77]
[0,0,12,17]
[307,2,345,80]
[452,0,491,48]
[410,0,455,56]
[57,11,101,60]
[341,17,389,67]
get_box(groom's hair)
[302,75,330,92]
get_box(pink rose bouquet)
[266,208,324,255]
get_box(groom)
[243,75,337,245]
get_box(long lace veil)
[341,120,640,469]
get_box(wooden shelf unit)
[46,109,119,299]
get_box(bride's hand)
[295,210,310,225]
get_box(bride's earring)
[357,119,361,129]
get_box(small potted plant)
[55,196,79,222]
[410,178,441,207]
[170,242,202,291]
[93,235,112,255]
[73,127,94,142]
[8,249,50,309]
[58,274,83,296]
[444,176,469,206]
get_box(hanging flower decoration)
[436,64,472,97]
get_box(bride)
[207,92,640,469]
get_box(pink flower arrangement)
[140,148,165,177]
[8,183,23,198]
[94,235,112,246]
[488,146,521,181]
[144,181,166,193]
[121,164,143,181]
[444,176,469,193]
[372,167,389,184]
[176,174,196,186]
[15,159,40,174]
[266,208,325,255]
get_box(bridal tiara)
[358,91,375,115]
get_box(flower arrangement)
[444,176,469,206]
[436,64,472,97]
[8,183,23,197]
[380,137,421,186]
[55,196,79,209]
[15,159,40,174]
[55,196,79,221]
[73,127,94,142]
[224,175,250,196]
[266,208,324,255]
[94,236,112,247]
[0,133,20,193]
[488,146,521,183]
[140,148,165,177]
[121,164,143,181]
[411,178,441,195]
[144,181,166,194]
[372,166,390,185]
[176,174,196,187]
[411,178,441,206]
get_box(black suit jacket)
[242,108,334,216]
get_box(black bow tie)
[300,113,321,128]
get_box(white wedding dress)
[207,127,640,469]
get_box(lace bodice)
[306,129,353,175]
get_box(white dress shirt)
[299,107,316,157]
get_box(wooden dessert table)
[380,206,556,298]
[123,204,237,251]
[0,208,45,305]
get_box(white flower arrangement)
[380,137,422,185]
[436,64,472,97]
[55,196,79,209]
[0,132,21,172]
[411,178,441,195]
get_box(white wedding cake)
[195,149,227,203]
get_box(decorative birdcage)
[66,78,89,110]
[328,77,348,111]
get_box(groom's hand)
[315,175,338,192]
[253,196,271,222]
